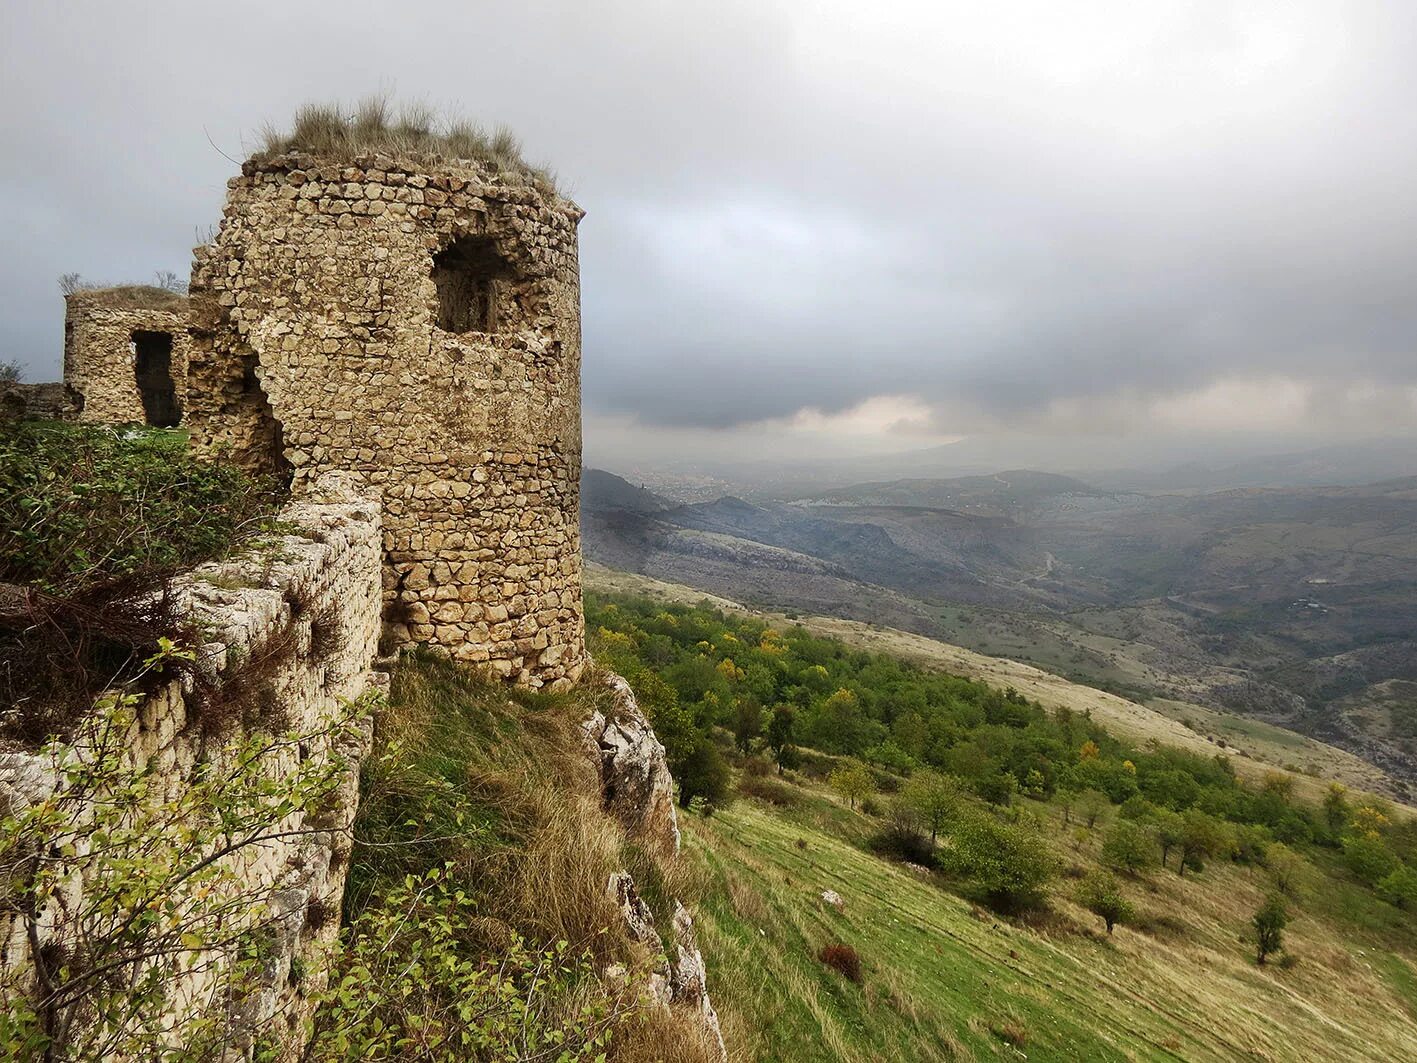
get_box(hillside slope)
[687,783,1417,1062]
[585,564,1408,806]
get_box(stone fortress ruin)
[64,285,191,426]
[9,117,587,689]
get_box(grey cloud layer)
[3,1,1414,440]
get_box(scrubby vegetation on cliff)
[311,652,722,1062]
[588,592,1417,1060]
[0,422,280,743]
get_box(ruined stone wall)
[0,381,81,421]
[64,289,192,425]
[0,474,383,1057]
[185,151,585,687]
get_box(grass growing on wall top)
[256,95,556,191]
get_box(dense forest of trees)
[587,594,1417,919]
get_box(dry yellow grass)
[255,95,554,189]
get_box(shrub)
[1377,865,1417,909]
[0,422,276,591]
[943,814,1057,912]
[1077,871,1133,934]
[1252,894,1288,965]
[818,943,863,983]
[677,735,732,810]
[973,770,1018,807]
[737,773,797,807]
[1101,819,1157,875]
[309,867,615,1060]
[1342,834,1400,887]
[869,800,936,866]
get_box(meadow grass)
[687,780,1417,1062]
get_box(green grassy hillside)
[685,775,1417,1062]
[583,586,1417,1062]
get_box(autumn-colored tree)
[1079,740,1101,760]
[829,760,876,810]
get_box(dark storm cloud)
[4,1,1416,447]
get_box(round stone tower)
[184,147,585,687]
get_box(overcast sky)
[4,1,1415,471]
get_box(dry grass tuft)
[65,285,187,311]
[256,95,556,191]
[818,942,863,983]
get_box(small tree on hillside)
[1077,871,1132,934]
[1077,789,1110,829]
[1101,819,1157,875]
[902,769,964,847]
[1266,843,1303,897]
[829,760,876,810]
[1154,810,1184,869]
[1252,894,1288,965]
[677,736,731,810]
[767,705,797,772]
[0,359,20,384]
[1322,782,1350,835]
[1177,809,1226,875]
[732,696,763,753]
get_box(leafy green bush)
[942,814,1057,911]
[0,421,277,590]
[307,866,615,1061]
[1343,834,1400,886]
[1252,894,1288,965]
[1077,871,1133,934]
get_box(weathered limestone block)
[0,474,383,1059]
[581,672,680,856]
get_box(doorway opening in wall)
[131,330,180,427]
[432,236,507,333]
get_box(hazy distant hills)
[796,469,1105,516]
[582,465,1417,790]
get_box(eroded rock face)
[604,874,726,1059]
[667,901,725,1058]
[582,673,680,856]
[589,674,724,1059]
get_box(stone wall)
[0,473,383,1057]
[185,151,585,688]
[64,288,192,426]
[0,381,81,421]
